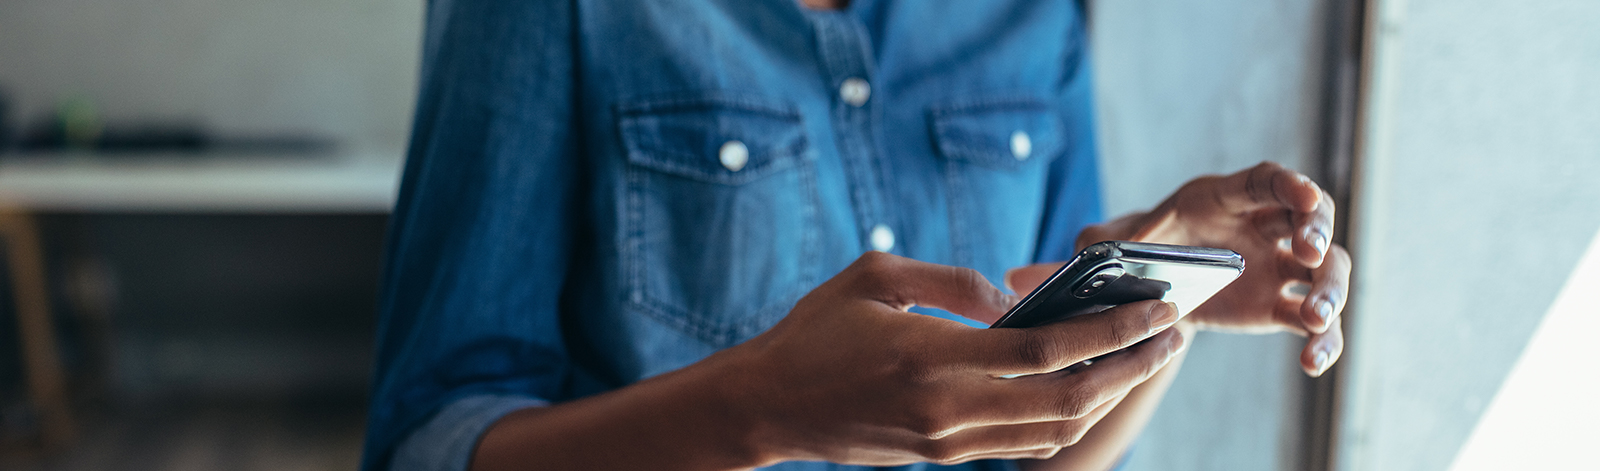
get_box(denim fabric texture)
[365,1,1105,470]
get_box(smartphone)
[990,241,1245,329]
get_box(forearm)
[470,350,769,471]
[1020,322,1195,471]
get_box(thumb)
[844,252,1017,324]
[1004,262,1066,295]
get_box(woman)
[364,1,1350,470]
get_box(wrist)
[674,346,787,469]
[468,344,792,471]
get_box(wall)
[1339,0,1600,469]
[1090,1,1330,469]
[0,0,420,400]
[0,0,421,151]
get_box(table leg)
[0,209,75,449]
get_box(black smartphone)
[990,241,1245,329]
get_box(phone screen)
[1117,257,1242,319]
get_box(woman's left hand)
[1012,162,1349,376]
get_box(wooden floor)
[0,398,366,471]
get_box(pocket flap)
[930,97,1066,170]
[619,94,809,185]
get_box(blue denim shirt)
[364,1,1104,470]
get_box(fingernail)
[1313,350,1330,373]
[1151,302,1180,332]
[1316,299,1334,324]
[1308,230,1329,255]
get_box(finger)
[1267,251,1317,333]
[1274,248,1316,286]
[843,252,1015,324]
[1273,295,1310,336]
[1250,209,1297,243]
[969,328,1183,425]
[1290,187,1337,266]
[951,447,1062,463]
[968,300,1180,375]
[1004,262,1065,294]
[917,394,1124,463]
[1298,244,1350,335]
[1301,315,1344,377]
[1213,162,1321,214]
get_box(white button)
[869,224,895,252]
[719,140,749,171]
[1010,131,1032,160]
[839,78,871,107]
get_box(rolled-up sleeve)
[359,0,581,470]
[391,395,551,471]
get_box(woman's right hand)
[472,251,1186,471]
[717,252,1189,466]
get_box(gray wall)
[1090,1,1330,470]
[0,0,421,399]
[1338,0,1600,470]
[0,0,421,151]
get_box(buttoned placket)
[810,12,897,254]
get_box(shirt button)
[1010,131,1032,160]
[869,224,895,252]
[839,77,871,107]
[719,140,749,171]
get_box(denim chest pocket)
[617,94,820,348]
[931,97,1066,279]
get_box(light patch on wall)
[1447,224,1600,470]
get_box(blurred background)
[0,1,1594,470]
[0,1,417,470]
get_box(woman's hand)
[472,252,1188,470]
[1003,162,1347,376]
[720,252,1189,466]
[1071,161,1348,376]
[1000,264,1198,471]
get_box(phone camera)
[1074,266,1125,298]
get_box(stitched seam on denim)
[812,14,882,254]
[616,106,810,184]
[935,120,1066,166]
[844,18,899,253]
[623,162,749,347]
[721,152,824,344]
[616,93,802,118]
[632,295,733,347]
[624,148,805,185]
[812,20,852,103]
[621,146,819,349]
[626,171,817,348]
[931,103,1068,170]
[635,290,795,349]
[927,95,1050,116]
[798,149,821,291]
[945,158,973,269]
[625,165,646,312]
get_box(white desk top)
[0,151,403,213]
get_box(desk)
[0,151,401,449]
[0,151,403,213]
